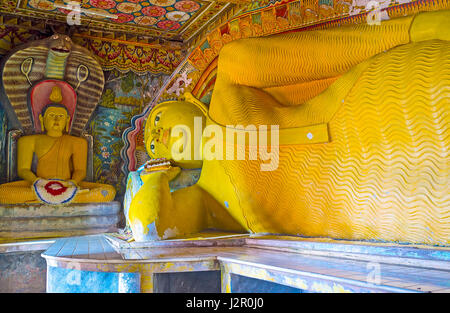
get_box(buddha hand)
[129,165,181,242]
[68,179,89,194]
[140,163,181,183]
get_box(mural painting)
[88,70,168,198]
[0,104,7,184]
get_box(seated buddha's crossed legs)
[0,181,37,204]
[0,180,116,204]
[76,181,116,203]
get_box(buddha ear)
[65,117,70,133]
[39,114,44,133]
[179,92,208,117]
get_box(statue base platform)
[0,202,121,243]
[40,232,450,293]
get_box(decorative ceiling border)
[185,0,287,47]
[186,0,450,70]
[0,12,184,48]
[180,1,233,41]
[0,16,186,74]
[73,35,185,74]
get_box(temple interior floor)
[1,231,448,293]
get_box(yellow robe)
[0,135,115,204]
[129,10,450,244]
[196,14,449,245]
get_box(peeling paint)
[163,227,179,240]
[282,276,308,290]
[311,282,353,293]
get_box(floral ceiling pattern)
[1,0,233,40]
[27,0,205,30]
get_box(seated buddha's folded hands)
[68,179,89,194]
[32,178,78,204]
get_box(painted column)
[220,263,232,293]
[139,265,155,293]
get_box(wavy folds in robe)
[202,38,450,245]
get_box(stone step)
[0,215,121,231]
[0,202,122,241]
[0,202,120,218]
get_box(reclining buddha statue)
[128,9,450,245]
[0,86,116,204]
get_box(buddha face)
[39,106,70,135]
[145,101,205,169]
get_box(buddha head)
[38,86,70,136]
[144,93,207,169]
[39,104,70,136]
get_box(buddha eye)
[150,139,156,154]
[154,112,162,126]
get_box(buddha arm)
[17,136,38,184]
[71,137,87,184]
[210,15,415,125]
[129,169,208,241]
[210,11,450,126]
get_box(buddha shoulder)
[17,134,40,146]
[62,134,88,147]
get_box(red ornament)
[142,6,166,17]
[157,20,181,30]
[174,0,200,13]
[90,0,116,9]
[44,181,68,196]
[114,13,135,23]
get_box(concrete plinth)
[0,202,122,242]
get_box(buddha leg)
[74,181,116,203]
[210,11,450,126]
[0,181,39,204]
[214,15,414,88]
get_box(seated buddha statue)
[128,10,450,244]
[0,87,116,204]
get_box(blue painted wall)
[46,266,140,293]
[230,274,304,293]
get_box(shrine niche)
[0,33,103,136]
[0,34,120,241]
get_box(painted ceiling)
[0,0,242,41]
